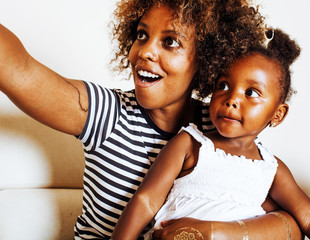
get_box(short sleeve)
[78,81,121,151]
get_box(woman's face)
[129,5,197,111]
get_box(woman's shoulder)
[82,81,140,109]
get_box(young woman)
[0,1,303,239]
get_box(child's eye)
[246,89,260,98]
[136,30,147,41]
[163,37,180,48]
[218,82,229,91]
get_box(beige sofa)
[0,115,85,240]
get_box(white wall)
[258,0,310,196]
[0,0,309,215]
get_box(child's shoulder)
[273,156,288,173]
[176,124,206,149]
[174,129,197,145]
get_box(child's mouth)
[137,70,162,83]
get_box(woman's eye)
[164,37,180,48]
[246,89,260,98]
[218,82,229,91]
[136,30,147,41]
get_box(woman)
[0,0,303,239]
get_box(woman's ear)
[270,104,289,127]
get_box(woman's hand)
[152,218,210,240]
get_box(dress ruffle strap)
[181,123,210,145]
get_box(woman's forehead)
[141,5,195,36]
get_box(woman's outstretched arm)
[0,24,88,136]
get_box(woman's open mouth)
[137,70,162,83]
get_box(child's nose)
[225,97,239,109]
[225,101,238,108]
[138,41,159,62]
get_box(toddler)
[112,28,310,240]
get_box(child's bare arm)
[269,157,310,237]
[112,131,197,240]
[0,24,88,136]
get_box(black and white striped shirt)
[74,81,214,239]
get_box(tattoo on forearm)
[61,77,88,112]
[237,220,249,240]
[174,227,204,240]
[269,212,292,240]
[210,222,214,240]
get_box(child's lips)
[220,115,241,123]
[217,109,241,123]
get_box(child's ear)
[270,104,289,127]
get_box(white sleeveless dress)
[144,123,278,239]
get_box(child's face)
[129,5,197,110]
[209,53,286,139]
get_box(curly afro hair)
[240,28,301,103]
[111,0,266,99]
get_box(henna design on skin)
[237,220,249,240]
[269,212,292,240]
[174,227,204,240]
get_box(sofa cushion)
[0,188,83,240]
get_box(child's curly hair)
[244,28,301,103]
[111,0,266,99]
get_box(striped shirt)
[74,81,214,239]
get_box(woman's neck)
[145,98,198,134]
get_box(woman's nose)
[138,41,159,62]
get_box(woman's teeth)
[137,70,160,80]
